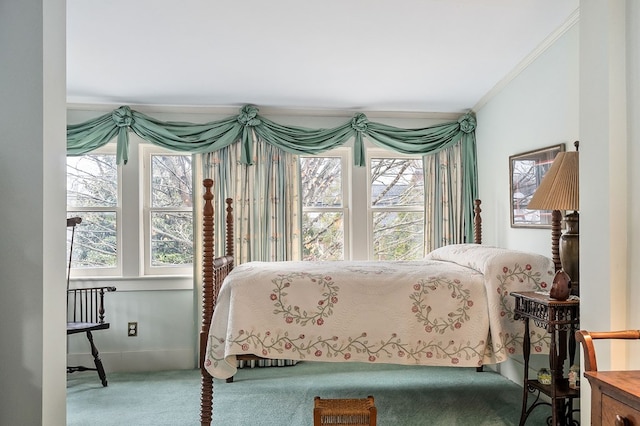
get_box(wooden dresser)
[584,370,640,425]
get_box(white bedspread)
[205,244,554,379]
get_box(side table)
[511,291,580,426]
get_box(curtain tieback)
[237,105,262,165]
[351,113,369,167]
[112,106,133,164]
[458,113,476,133]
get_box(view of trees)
[300,156,424,261]
[66,152,193,270]
[68,150,426,271]
[300,157,344,261]
[67,154,118,268]
[370,158,424,260]
[150,155,193,266]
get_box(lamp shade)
[527,150,579,211]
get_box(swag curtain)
[67,104,478,254]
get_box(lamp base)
[559,211,579,297]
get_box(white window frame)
[67,145,123,278]
[300,146,426,261]
[300,147,351,261]
[365,148,425,260]
[68,137,194,284]
[141,144,194,276]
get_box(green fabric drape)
[425,142,464,252]
[68,105,476,166]
[68,104,478,243]
[204,142,301,264]
[68,106,241,165]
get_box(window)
[67,151,120,276]
[300,147,424,261]
[369,155,425,260]
[300,152,349,261]
[144,151,193,275]
[66,139,193,278]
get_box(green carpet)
[67,362,553,425]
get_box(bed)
[198,179,555,425]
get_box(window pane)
[372,211,424,260]
[300,157,342,207]
[151,212,193,266]
[370,158,424,207]
[67,155,117,207]
[302,212,344,261]
[67,211,117,268]
[152,155,193,208]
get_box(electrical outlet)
[128,322,138,337]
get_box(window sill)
[68,274,193,291]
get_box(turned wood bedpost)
[200,179,214,425]
[473,199,482,245]
[473,198,484,373]
[225,198,233,258]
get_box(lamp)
[527,141,579,298]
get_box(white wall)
[579,1,638,422]
[66,285,197,372]
[477,2,640,424]
[579,0,639,367]
[475,22,580,254]
[475,13,580,388]
[627,0,640,367]
[0,1,67,425]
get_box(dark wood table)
[511,291,580,425]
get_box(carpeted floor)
[67,362,554,425]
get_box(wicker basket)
[313,396,377,426]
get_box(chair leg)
[85,331,108,387]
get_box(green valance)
[67,104,478,244]
[68,104,476,167]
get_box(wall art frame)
[509,144,565,228]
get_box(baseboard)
[496,356,528,386]
[67,348,196,373]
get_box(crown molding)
[473,8,580,112]
[66,102,462,121]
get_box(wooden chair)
[576,330,640,425]
[66,217,116,387]
[575,329,640,372]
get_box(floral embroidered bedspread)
[205,244,554,379]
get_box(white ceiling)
[66,0,579,113]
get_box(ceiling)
[66,0,579,113]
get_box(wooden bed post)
[225,198,234,258]
[200,188,236,424]
[200,179,214,426]
[474,199,483,373]
[473,199,482,245]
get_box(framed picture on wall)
[509,144,565,228]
